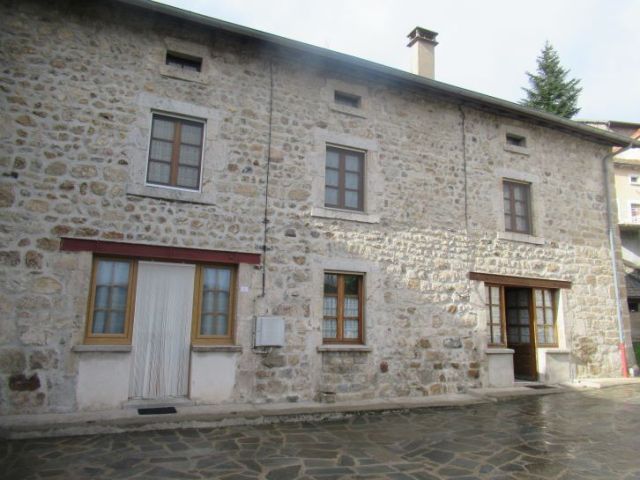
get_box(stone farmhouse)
[1,0,638,416]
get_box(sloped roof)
[117,0,640,149]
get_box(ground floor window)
[323,272,364,343]
[85,257,236,345]
[485,285,558,348]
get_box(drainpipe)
[602,141,636,377]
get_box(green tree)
[521,41,582,118]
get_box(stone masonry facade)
[0,0,631,415]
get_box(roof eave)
[116,0,639,149]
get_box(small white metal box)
[255,316,285,347]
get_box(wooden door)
[505,288,537,380]
[129,262,195,399]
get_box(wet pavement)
[1,385,640,479]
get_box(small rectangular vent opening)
[506,133,527,147]
[334,91,361,108]
[138,406,177,415]
[166,51,202,72]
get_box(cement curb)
[1,381,637,440]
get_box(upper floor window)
[503,180,531,234]
[630,175,639,186]
[325,146,365,211]
[147,114,204,191]
[165,51,202,72]
[506,133,527,148]
[323,272,363,344]
[334,91,361,109]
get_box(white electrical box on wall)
[255,316,285,347]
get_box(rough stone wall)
[0,0,628,414]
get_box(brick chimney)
[407,27,438,79]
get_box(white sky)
[155,0,639,122]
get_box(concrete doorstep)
[1,379,637,440]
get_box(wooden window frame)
[146,114,205,191]
[325,146,365,212]
[532,288,558,347]
[323,272,364,344]
[84,257,137,345]
[486,284,507,347]
[503,179,532,234]
[191,264,237,345]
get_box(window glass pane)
[92,310,107,334]
[545,308,554,324]
[491,306,500,324]
[514,185,525,201]
[546,326,556,344]
[492,329,502,344]
[517,291,528,307]
[507,330,518,343]
[152,118,175,141]
[325,187,338,206]
[521,329,530,343]
[150,139,173,162]
[111,286,128,309]
[181,123,203,145]
[534,289,543,305]
[519,309,529,324]
[537,329,545,343]
[516,216,527,232]
[177,166,199,189]
[344,319,358,338]
[325,169,339,187]
[178,145,201,166]
[323,296,337,317]
[113,262,130,284]
[345,172,359,190]
[326,150,339,169]
[323,318,337,338]
[324,274,337,294]
[148,161,171,184]
[344,275,359,295]
[216,269,231,291]
[536,307,545,325]
[200,314,215,335]
[544,290,553,305]
[344,296,359,317]
[215,291,229,314]
[108,311,125,334]
[202,291,215,313]
[503,198,511,214]
[96,261,113,285]
[345,154,361,172]
[95,286,109,308]
[515,201,526,216]
[345,190,359,209]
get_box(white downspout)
[602,142,637,377]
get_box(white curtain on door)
[130,262,195,399]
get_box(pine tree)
[521,41,582,118]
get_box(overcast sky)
[155,0,639,123]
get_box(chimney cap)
[407,27,439,47]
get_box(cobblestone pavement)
[2,385,640,480]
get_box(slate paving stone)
[2,385,640,479]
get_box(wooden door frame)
[504,287,538,381]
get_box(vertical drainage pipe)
[602,142,635,377]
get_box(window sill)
[73,345,132,353]
[486,347,514,355]
[159,65,206,85]
[503,144,530,156]
[497,231,544,245]
[311,206,380,224]
[329,105,367,119]
[317,345,372,353]
[126,183,215,206]
[191,344,242,353]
